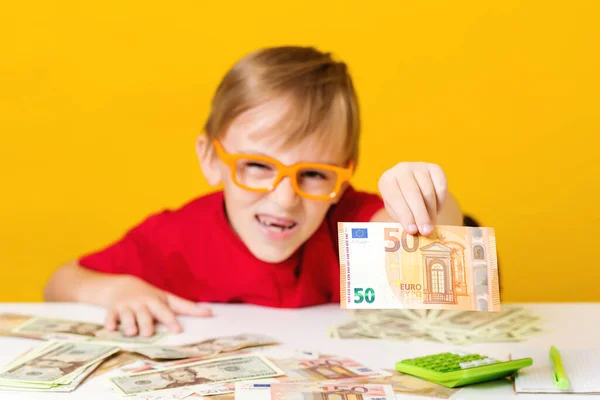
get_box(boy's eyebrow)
[233,146,346,166]
[237,148,270,156]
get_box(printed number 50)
[354,288,375,304]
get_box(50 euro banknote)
[338,223,500,312]
[236,382,396,400]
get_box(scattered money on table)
[133,334,278,360]
[345,369,459,399]
[135,381,237,400]
[110,354,285,396]
[338,223,500,312]
[273,356,390,382]
[235,381,397,400]
[90,351,147,378]
[11,315,166,344]
[0,313,36,339]
[0,228,523,400]
[0,333,465,399]
[0,341,119,392]
[272,382,396,400]
[328,306,543,345]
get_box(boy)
[44,46,463,337]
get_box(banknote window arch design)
[425,258,454,304]
[420,244,453,304]
[478,298,488,311]
[431,263,446,293]
[473,245,485,260]
[318,393,364,400]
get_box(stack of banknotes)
[0,341,119,392]
[0,313,463,399]
[230,365,459,400]
[107,345,395,397]
[328,306,543,345]
[108,351,460,400]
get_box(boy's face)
[199,102,347,263]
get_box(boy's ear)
[196,135,222,186]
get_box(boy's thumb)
[167,294,213,317]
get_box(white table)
[0,302,599,399]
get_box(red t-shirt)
[79,186,384,308]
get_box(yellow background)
[1,1,599,302]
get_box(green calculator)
[395,352,533,388]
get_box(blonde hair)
[204,46,360,164]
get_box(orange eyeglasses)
[213,140,354,200]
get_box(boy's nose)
[269,177,300,209]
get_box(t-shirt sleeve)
[78,211,176,286]
[328,185,384,224]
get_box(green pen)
[549,345,570,390]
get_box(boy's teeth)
[257,215,296,231]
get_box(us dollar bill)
[12,316,166,344]
[110,354,284,396]
[0,341,119,388]
[133,334,277,360]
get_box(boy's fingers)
[104,309,118,331]
[379,173,417,234]
[383,190,416,234]
[400,173,434,236]
[118,307,138,336]
[413,169,438,225]
[133,305,154,337]
[167,294,213,318]
[148,300,182,333]
[428,164,448,212]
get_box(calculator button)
[481,358,498,365]
[459,361,477,369]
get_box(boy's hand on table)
[378,162,448,237]
[104,276,212,337]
